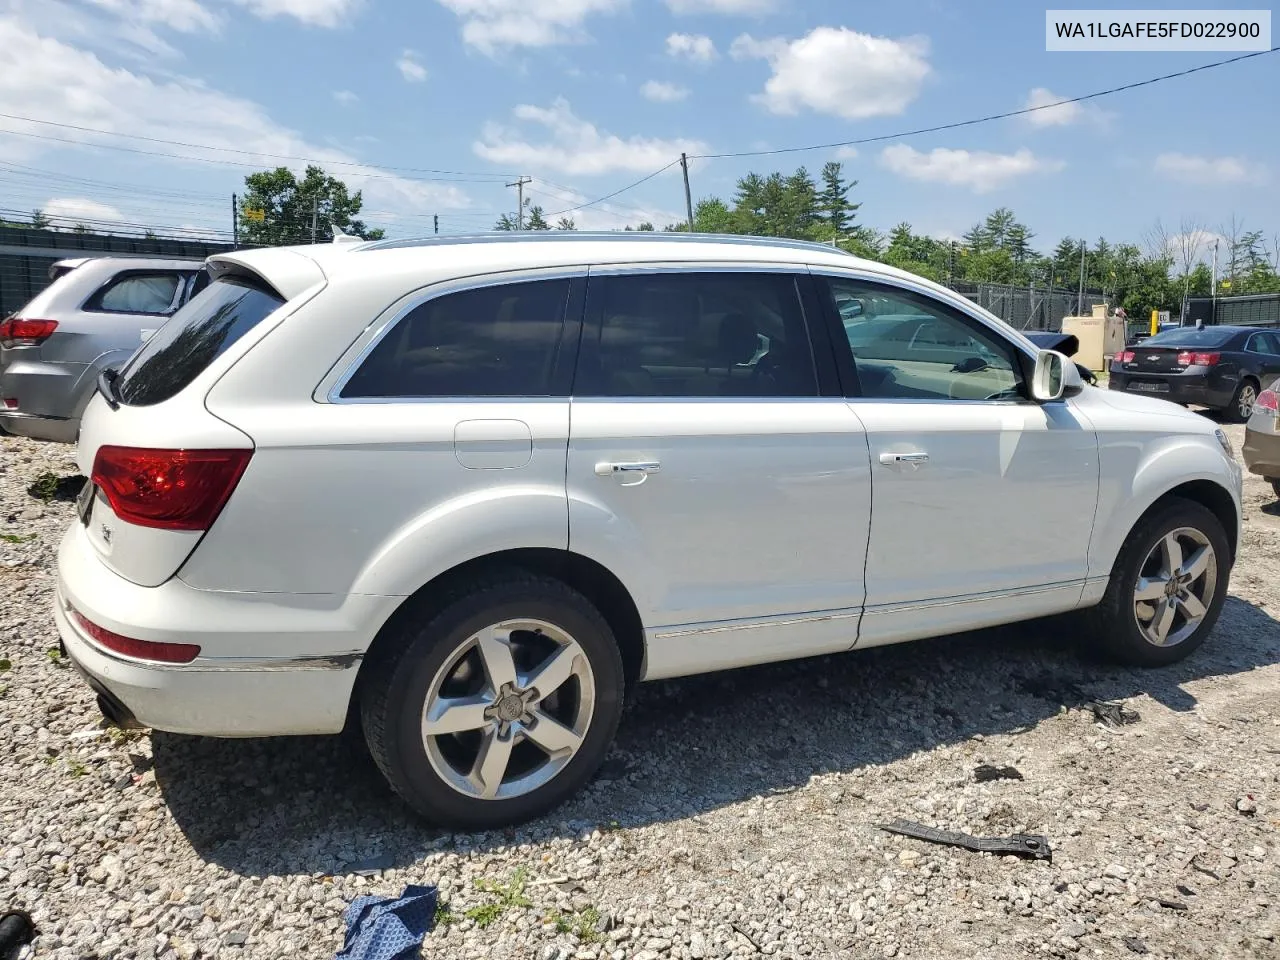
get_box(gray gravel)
[2,423,1278,960]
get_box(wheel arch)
[355,548,647,703]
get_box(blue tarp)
[334,885,437,960]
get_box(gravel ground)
[1,422,1278,960]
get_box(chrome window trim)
[320,265,588,404]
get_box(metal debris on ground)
[973,764,1024,782]
[334,885,437,960]
[1235,795,1258,816]
[875,819,1051,861]
[1090,700,1140,727]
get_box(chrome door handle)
[879,451,929,466]
[595,461,661,477]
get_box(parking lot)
[1,422,1277,960]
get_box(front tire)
[1086,498,1230,667]
[1270,479,1280,501]
[1225,378,1259,423]
[360,574,625,829]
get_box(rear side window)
[578,272,818,398]
[115,277,284,407]
[88,272,184,315]
[339,278,570,398]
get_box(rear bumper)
[0,357,84,441]
[1107,370,1234,408]
[0,410,77,443]
[1243,426,1280,479]
[54,522,400,737]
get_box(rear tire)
[1225,379,1259,423]
[1085,498,1230,667]
[1271,479,1280,501]
[359,573,624,829]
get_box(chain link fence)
[0,228,234,316]
[949,282,1109,332]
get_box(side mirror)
[1031,349,1083,402]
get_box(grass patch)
[434,903,456,928]
[67,758,88,778]
[0,658,11,672]
[46,647,68,668]
[27,472,87,503]
[0,533,36,544]
[552,906,601,942]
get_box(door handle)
[595,461,661,485]
[879,451,929,466]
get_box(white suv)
[54,233,1242,828]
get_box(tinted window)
[340,279,569,399]
[579,272,818,398]
[1248,331,1280,354]
[1144,326,1237,347]
[90,273,183,315]
[116,277,284,407]
[826,279,1023,401]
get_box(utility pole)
[1077,239,1087,315]
[231,193,238,249]
[680,153,694,233]
[310,196,319,244]
[506,176,531,230]
[1211,238,1219,325]
[434,214,439,235]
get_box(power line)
[0,111,516,180]
[692,46,1280,160]
[541,159,684,218]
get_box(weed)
[46,647,68,668]
[548,906,601,942]
[28,472,87,503]
[67,758,88,778]
[464,866,533,929]
[0,684,8,699]
[0,533,35,544]
[434,903,456,928]
[0,658,11,672]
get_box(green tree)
[556,216,576,231]
[30,208,50,229]
[238,165,384,246]
[493,212,519,230]
[818,161,859,233]
[636,221,655,232]
[983,208,1016,249]
[526,205,550,230]
[691,198,735,234]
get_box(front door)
[815,273,1100,648]
[567,267,871,680]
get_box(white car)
[54,233,1243,828]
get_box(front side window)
[340,278,570,399]
[579,271,818,398]
[825,279,1023,401]
[89,273,184,315]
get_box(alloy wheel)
[1238,383,1257,420]
[1132,527,1218,647]
[420,619,596,801]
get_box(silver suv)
[1,257,208,442]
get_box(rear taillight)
[0,318,58,347]
[90,446,252,531]
[1176,350,1220,366]
[1116,350,1135,364]
[1256,389,1279,414]
[71,607,200,663]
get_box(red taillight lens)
[1256,389,1279,414]
[90,446,252,531]
[1193,352,1220,366]
[71,607,200,664]
[0,318,58,346]
[1177,351,1193,366]
[1116,350,1135,364]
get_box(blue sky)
[0,0,1277,258]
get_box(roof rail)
[356,231,855,257]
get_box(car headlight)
[1214,427,1234,458]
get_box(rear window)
[88,272,184,315]
[1144,326,1237,348]
[115,276,284,407]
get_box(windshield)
[1143,326,1236,348]
[115,276,284,407]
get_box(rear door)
[1246,331,1280,380]
[566,266,871,680]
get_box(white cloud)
[1020,87,1112,128]
[434,0,627,55]
[1154,153,1265,185]
[666,32,717,61]
[731,27,930,119]
[229,0,361,27]
[834,146,859,160]
[397,50,427,82]
[666,0,776,12]
[527,183,681,231]
[0,18,471,225]
[640,80,689,102]
[333,89,359,105]
[82,0,218,33]
[474,97,707,175]
[879,145,1064,193]
[44,197,126,224]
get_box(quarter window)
[578,272,818,398]
[825,279,1023,401]
[88,272,185,315]
[340,278,570,399]
[1249,331,1280,355]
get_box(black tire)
[1271,479,1280,501]
[1224,378,1259,423]
[1085,497,1231,667]
[359,572,624,829]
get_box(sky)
[0,0,1277,255]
